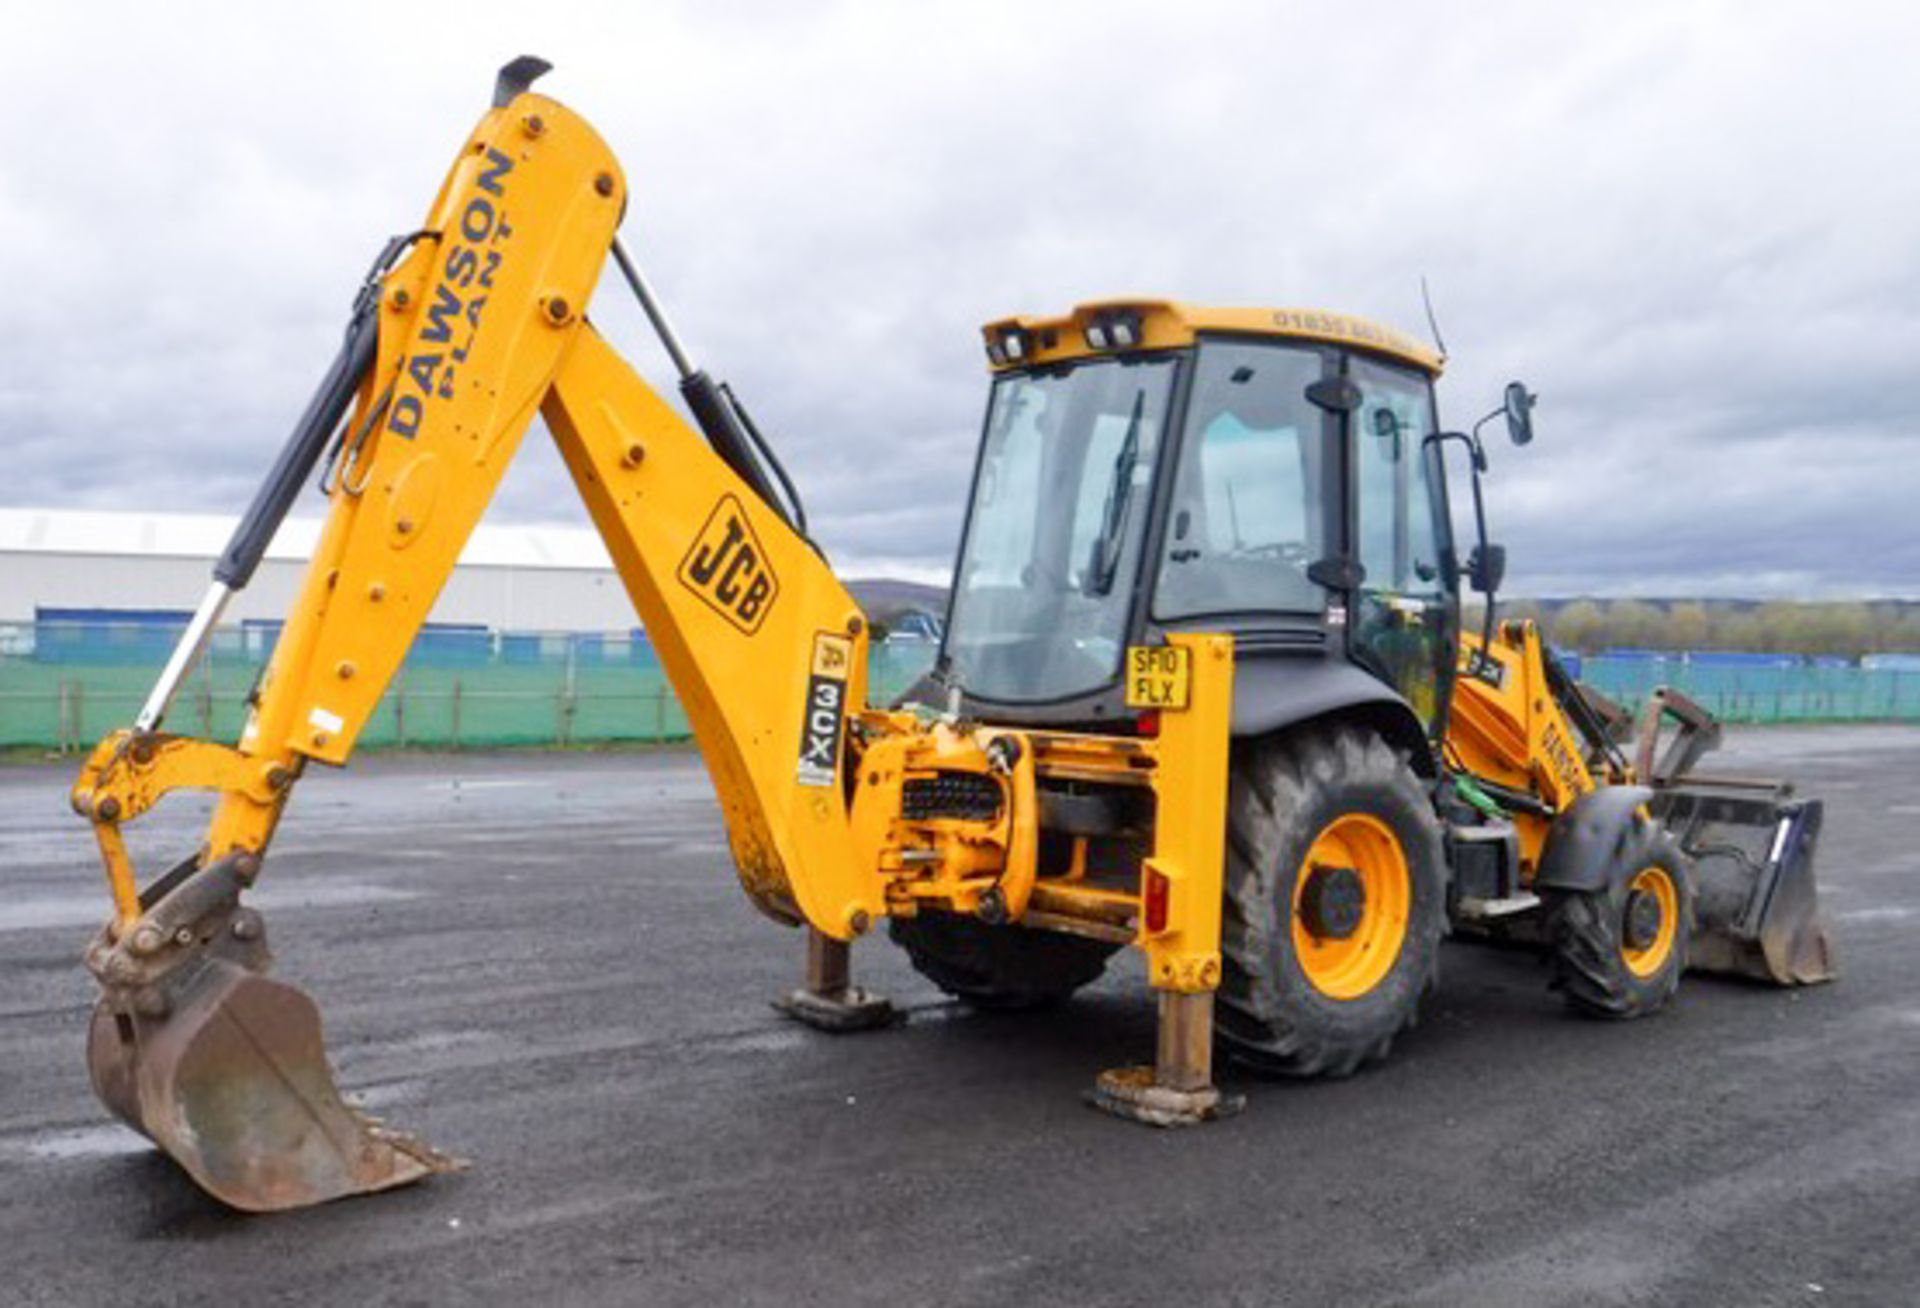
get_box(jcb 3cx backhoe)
[68,60,1834,1212]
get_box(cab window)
[1153,341,1326,620]
[1352,356,1444,597]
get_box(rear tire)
[1544,824,1692,1019]
[1218,725,1447,1077]
[890,911,1119,1010]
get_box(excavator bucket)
[1633,687,1835,986]
[1652,783,1835,985]
[84,855,458,1212]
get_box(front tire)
[1218,725,1448,1077]
[1544,824,1692,1019]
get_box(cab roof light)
[984,324,1032,366]
[1084,309,1144,353]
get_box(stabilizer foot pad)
[772,987,897,1033]
[1085,1065,1245,1127]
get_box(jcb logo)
[679,495,779,634]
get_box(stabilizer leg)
[1088,990,1244,1126]
[772,928,895,1032]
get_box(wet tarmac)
[2,726,1915,1305]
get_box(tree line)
[1487,600,1920,659]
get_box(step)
[1454,891,1541,921]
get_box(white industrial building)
[0,507,636,633]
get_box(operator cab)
[933,300,1461,747]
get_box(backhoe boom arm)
[68,69,899,1211]
[76,83,888,938]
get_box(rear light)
[1144,867,1170,933]
[1134,709,1160,736]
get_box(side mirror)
[1466,542,1506,594]
[1503,381,1536,446]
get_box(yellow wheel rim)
[1290,813,1411,1000]
[1621,865,1680,978]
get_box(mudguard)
[1533,785,1655,894]
[1231,656,1433,773]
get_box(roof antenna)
[1420,275,1449,365]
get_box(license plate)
[1125,644,1190,710]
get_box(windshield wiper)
[1085,389,1146,596]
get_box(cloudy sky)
[4,2,1916,597]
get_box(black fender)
[1231,656,1435,776]
[1533,785,1655,894]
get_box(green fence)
[0,622,939,752]
[1576,654,1920,725]
[6,622,1916,753]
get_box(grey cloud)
[3,1,1915,598]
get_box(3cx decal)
[388,147,515,440]
[1464,646,1507,689]
[678,494,780,634]
[796,634,852,787]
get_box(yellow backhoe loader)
[68,60,1833,1212]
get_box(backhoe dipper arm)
[76,79,887,942]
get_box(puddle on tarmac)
[712,1029,808,1055]
[1835,905,1917,924]
[0,881,418,933]
[421,779,541,792]
[350,1078,431,1108]
[11,1124,152,1162]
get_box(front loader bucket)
[1651,784,1835,986]
[84,856,459,1212]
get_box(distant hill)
[1518,597,1920,618]
[844,578,949,624]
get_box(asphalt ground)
[1,725,1916,1306]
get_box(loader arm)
[1444,621,1832,984]
[1444,620,1613,875]
[69,74,897,1211]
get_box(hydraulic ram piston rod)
[610,237,807,534]
[134,581,235,732]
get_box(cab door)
[1348,355,1455,737]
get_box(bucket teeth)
[344,1103,466,1171]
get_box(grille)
[901,770,1002,822]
